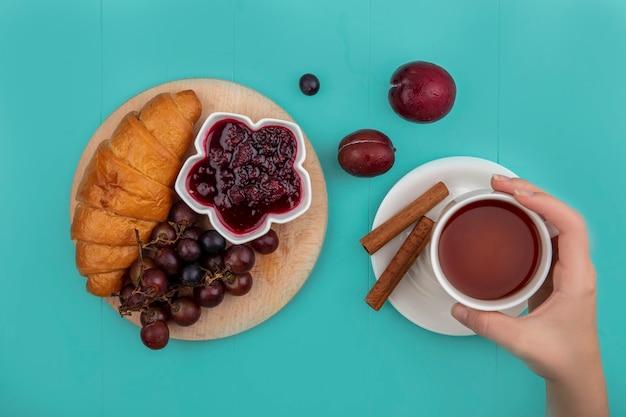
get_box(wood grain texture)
[70,78,328,340]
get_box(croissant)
[77,143,175,222]
[107,112,180,186]
[71,90,202,296]
[75,241,138,275]
[71,203,157,245]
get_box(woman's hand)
[450,175,609,417]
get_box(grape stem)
[141,222,189,250]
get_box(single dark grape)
[169,200,199,226]
[193,280,225,308]
[176,238,201,262]
[199,253,224,273]
[179,263,204,287]
[170,296,201,327]
[153,246,180,275]
[140,320,170,350]
[139,267,169,297]
[250,229,279,254]
[198,230,226,254]
[118,282,135,304]
[129,257,156,287]
[299,73,320,96]
[223,272,253,296]
[181,226,202,241]
[124,291,147,310]
[150,222,177,247]
[223,244,255,273]
[140,303,171,326]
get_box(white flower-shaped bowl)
[175,112,312,244]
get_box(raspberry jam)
[186,118,303,235]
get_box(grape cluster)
[116,200,279,350]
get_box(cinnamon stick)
[360,181,448,255]
[365,216,434,311]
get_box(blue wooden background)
[1,0,624,416]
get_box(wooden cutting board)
[70,78,328,340]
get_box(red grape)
[179,263,204,287]
[150,222,177,247]
[250,229,279,254]
[176,238,201,262]
[193,280,225,308]
[118,282,135,304]
[153,246,180,275]
[129,257,156,286]
[199,253,224,273]
[299,73,320,96]
[223,245,255,273]
[170,296,201,326]
[140,320,169,350]
[181,226,202,240]
[198,230,226,254]
[124,291,147,310]
[140,303,171,326]
[169,200,199,226]
[223,272,253,296]
[139,268,169,297]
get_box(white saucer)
[370,156,528,336]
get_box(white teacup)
[429,190,555,311]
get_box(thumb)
[451,303,523,350]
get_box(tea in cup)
[429,190,554,311]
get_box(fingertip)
[451,303,469,325]
[491,174,512,192]
[492,174,512,182]
[491,176,544,196]
[491,174,524,195]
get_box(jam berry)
[187,119,303,234]
[299,73,320,96]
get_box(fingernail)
[451,303,469,324]
[492,174,512,181]
[514,189,535,197]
